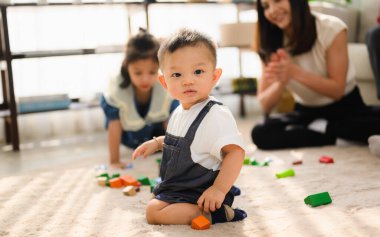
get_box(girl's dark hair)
[120,28,160,88]
[257,0,317,63]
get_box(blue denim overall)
[154,100,234,206]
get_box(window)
[5,2,260,100]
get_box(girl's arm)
[108,120,123,164]
[285,30,349,100]
[197,144,245,213]
[131,135,164,159]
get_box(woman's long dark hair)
[119,28,160,88]
[257,0,317,63]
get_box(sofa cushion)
[310,2,359,42]
[348,43,374,82]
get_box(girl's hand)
[197,185,226,213]
[131,139,159,160]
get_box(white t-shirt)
[166,96,245,171]
[286,12,357,106]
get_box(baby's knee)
[145,213,156,225]
[145,202,157,224]
[145,199,165,225]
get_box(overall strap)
[184,100,222,144]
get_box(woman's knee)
[251,124,272,149]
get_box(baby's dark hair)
[157,28,217,69]
[120,28,160,88]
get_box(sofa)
[348,43,378,105]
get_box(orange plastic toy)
[109,178,123,188]
[120,175,139,186]
[191,215,210,230]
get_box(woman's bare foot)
[369,135,380,157]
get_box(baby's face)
[159,45,221,110]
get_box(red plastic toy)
[319,156,334,164]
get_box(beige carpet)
[1,143,380,236]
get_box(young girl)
[132,29,247,226]
[101,29,179,168]
[251,0,380,150]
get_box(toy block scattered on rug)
[96,173,109,179]
[97,177,108,186]
[138,176,150,185]
[243,156,270,167]
[96,173,121,187]
[251,160,260,166]
[109,178,123,188]
[292,160,303,165]
[123,186,137,196]
[304,192,332,207]
[96,172,120,180]
[110,173,120,179]
[319,156,334,164]
[276,168,295,178]
[243,157,251,165]
[261,161,270,166]
[149,179,157,193]
[191,215,210,230]
[120,175,139,186]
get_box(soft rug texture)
[1,144,380,237]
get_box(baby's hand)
[131,140,158,160]
[197,186,225,213]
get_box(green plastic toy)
[251,160,260,166]
[149,179,157,193]
[243,157,251,165]
[96,173,109,179]
[138,176,150,186]
[110,173,120,179]
[275,169,295,178]
[261,161,269,166]
[304,192,332,207]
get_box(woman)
[251,0,380,149]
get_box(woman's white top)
[286,12,357,106]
